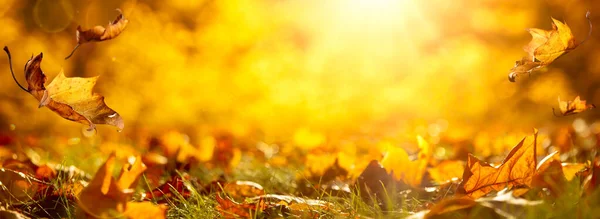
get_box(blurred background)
[0,0,599,171]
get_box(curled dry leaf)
[4,47,124,131]
[458,130,538,198]
[554,96,596,116]
[508,12,591,82]
[65,9,129,59]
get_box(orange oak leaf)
[65,9,129,59]
[508,12,591,82]
[554,96,596,116]
[4,47,124,131]
[457,130,538,198]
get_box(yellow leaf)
[508,13,590,82]
[123,202,167,219]
[19,51,124,131]
[78,153,148,218]
[381,136,431,187]
[556,96,595,116]
[428,160,464,184]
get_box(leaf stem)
[3,46,28,92]
[580,11,593,45]
[64,44,80,60]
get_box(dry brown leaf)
[458,130,538,198]
[3,47,124,131]
[554,96,595,116]
[65,9,129,59]
[508,12,591,82]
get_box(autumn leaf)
[381,136,432,187]
[3,47,124,131]
[77,153,149,218]
[554,96,596,116]
[123,202,167,219]
[216,193,335,218]
[508,12,591,82]
[65,9,129,59]
[223,181,265,201]
[533,151,586,195]
[457,130,538,198]
[428,160,464,184]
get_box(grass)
[3,138,599,219]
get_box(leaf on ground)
[22,52,123,131]
[223,180,265,201]
[533,151,586,195]
[0,168,41,204]
[428,160,464,184]
[381,136,432,187]
[457,130,538,198]
[216,193,268,218]
[554,96,595,116]
[122,202,167,219]
[412,190,542,219]
[0,207,31,219]
[216,193,336,218]
[353,160,406,210]
[65,9,129,59]
[117,156,147,190]
[142,174,194,202]
[77,153,148,218]
[508,12,591,82]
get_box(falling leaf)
[458,130,538,198]
[554,96,595,116]
[508,12,591,82]
[65,9,129,59]
[4,47,124,131]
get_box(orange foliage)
[458,130,537,198]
